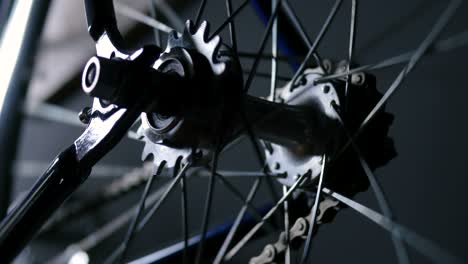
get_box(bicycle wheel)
[1,0,468,263]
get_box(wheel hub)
[265,67,342,186]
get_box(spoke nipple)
[351,72,365,86]
[79,106,92,124]
[322,59,332,73]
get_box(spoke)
[213,178,263,264]
[194,0,207,26]
[24,103,83,127]
[151,0,185,32]
[103,162,192,264]
[242,70,291,82]
[343,0,357,111]
[48,179,172,263]
[282,0,324,70]
[214,171,274,229]
[148,0,161,46]
[316,30,468,83]
[332,106,410,264]
[359,0,460,130]
[236,51,299,63]
[322,187,464,264]
[244,0,283,93]
[193,169,279,178]
[138,162,192,230]
[39,162,154,234]
[289,0,343,87]
[270,0,279,101]
[114,2,173,33]
[300,154,326,264]
[224,172,309,260]
[357,1,434,55]
[117,164,163,263]
[283,186,291,264]
[225,0,238,54]
[180,163,189,264]
[195,149,220,264]
[335,0,462,159]
[240,110,280,206]
[211,0,249,38]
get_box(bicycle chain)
[249,197,340,264]
[40,162,154,233]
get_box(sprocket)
[138,20,242,173]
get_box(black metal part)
[84,0,128,50]
[81,53,185,115]
[0,146,90,262]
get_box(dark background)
[9,0,468,263]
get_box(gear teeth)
[141,142,153,161]
[196,21,209,40]
[184,20,194,35]
[165,20,227,75]
[153,160,166,176]
[208,35,220,59]
[141,136,193,174]
[140,19,230,176]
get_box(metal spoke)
[332,105,410,264]
[270,0,279,101]
[102,162,192,264]
[359,0,460,131]
[244,0,283,93]
[24,103,83,128]
[242,70,291,82]
[211,0,249,38]
[236,51,299,63]
[225,0,238,54]
[343,0,357,111]
[117,164,163,263]
[195,149,220,264]
[357,1,434,55]
[282,0,324,70]
[283,186,291,264]
[138,162,192,230]
[316,30,468,83]
[193,169,280,178]
[335,0,462,159]
[240,110,280,206]
[179,163,189,264]
[224,172,309,260]
[214,178,263,264]
[322,187,464,264]
[300,154,326,264]
[25,103,142,142]
[289,0,343,87]
[194,0,208,26]
[48,179,172,263]
[114,2,173,33]
[48,167,273,262]
[213,171,274,229]
[150,0,185,32]
[148,0,161,46]
[39,162,154,234]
